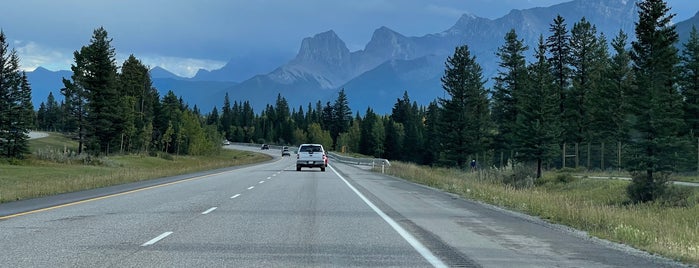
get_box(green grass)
[0,133,271,203]
[382,162,699,265]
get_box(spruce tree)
[422,101,441,165]
[331,89,352,149]
[599,30,633,144]
[546,15,572,123]
[515,36,561,178]
[118,55,155,152]
[627,0,684,202]
[680,26,699,138]
[81,27,121,154]
[568,18,603,144]
[439,45,491,168]
[492,29,528,160]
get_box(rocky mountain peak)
[363,26,414,60]
[294,30,350,67]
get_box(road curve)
[0,145,687,267]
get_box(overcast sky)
[1,0,697,77]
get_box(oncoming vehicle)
[282,146,291,157]
[296,144,327,171]
[261,144,269,150]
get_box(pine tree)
[680,26,699,137]
[422,101,441,165]
[118,55,156,153]
[0,30,26,158]
[220,93,233,139]
[80,27,121,154]
[598,30,633,144]
[568,18,603,144]
[492,29,528,159]
[61,63,89,154]
[390,91,423,162]
[627,0,684,202]
[515,36,561,178]
[331,89,352,149]
[439,45,491,168]
[546,15,572,121]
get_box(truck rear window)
[300,146,322,153]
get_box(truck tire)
[321,166,325,172]
[296,165,301,171]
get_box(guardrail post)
[382,162,385,174]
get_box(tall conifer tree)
[439,45,491,168]
[627,0,684,202]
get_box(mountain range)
[27,0,699,115]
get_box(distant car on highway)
[223,140,231,145]
[261,144,269,150]
[282,146,291,157]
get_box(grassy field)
[382,162,699,265]
[0,133,271,203]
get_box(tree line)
[8,0,695,202]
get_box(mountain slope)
[25,67,71,106]
[215,0,645,113]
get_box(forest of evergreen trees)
[1,0,695,202]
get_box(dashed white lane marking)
[267,177,272,180]
[259,181,265,184]
[247,186,255,190]
[329,166,447,268]
[201,207,217,215]
[231,194,241,199]
[272,174,277,177]
[142,232,173,246]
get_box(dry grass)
[383,162,699,265]
[1,133,271,203]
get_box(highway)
[0,146,685,267]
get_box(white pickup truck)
[296,144,327,172]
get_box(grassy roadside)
[381,162,699,265]
[0,133,271,203]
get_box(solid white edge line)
[329,165,447,268]
[141,231,173,246]
[231,194,241,199]
[202,207,217,215]
[247,186,255,190]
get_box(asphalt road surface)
[0,145,686,267]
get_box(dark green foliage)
[514,36,561,178]
[547,15,572,117]
[680,26,699,138]
[0,31,33,158]
[329,88,352,149]
[627,0,684,203]
[438,45,491,168]
[388,91,424,163]
[422,101,441,165]
[66,27,122,155]
[118,55,158,153]
[492,29,528,154]
[567,17,604,143]
[590,30,632,144]
[359,108,384,157]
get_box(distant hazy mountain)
[190,52,293,82]
[677,11,699,42]
[25,67,71,106]
[215,0,644,113]
[26,0,699,115]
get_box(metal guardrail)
[326,152,391,168]
[228,142,391,168]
